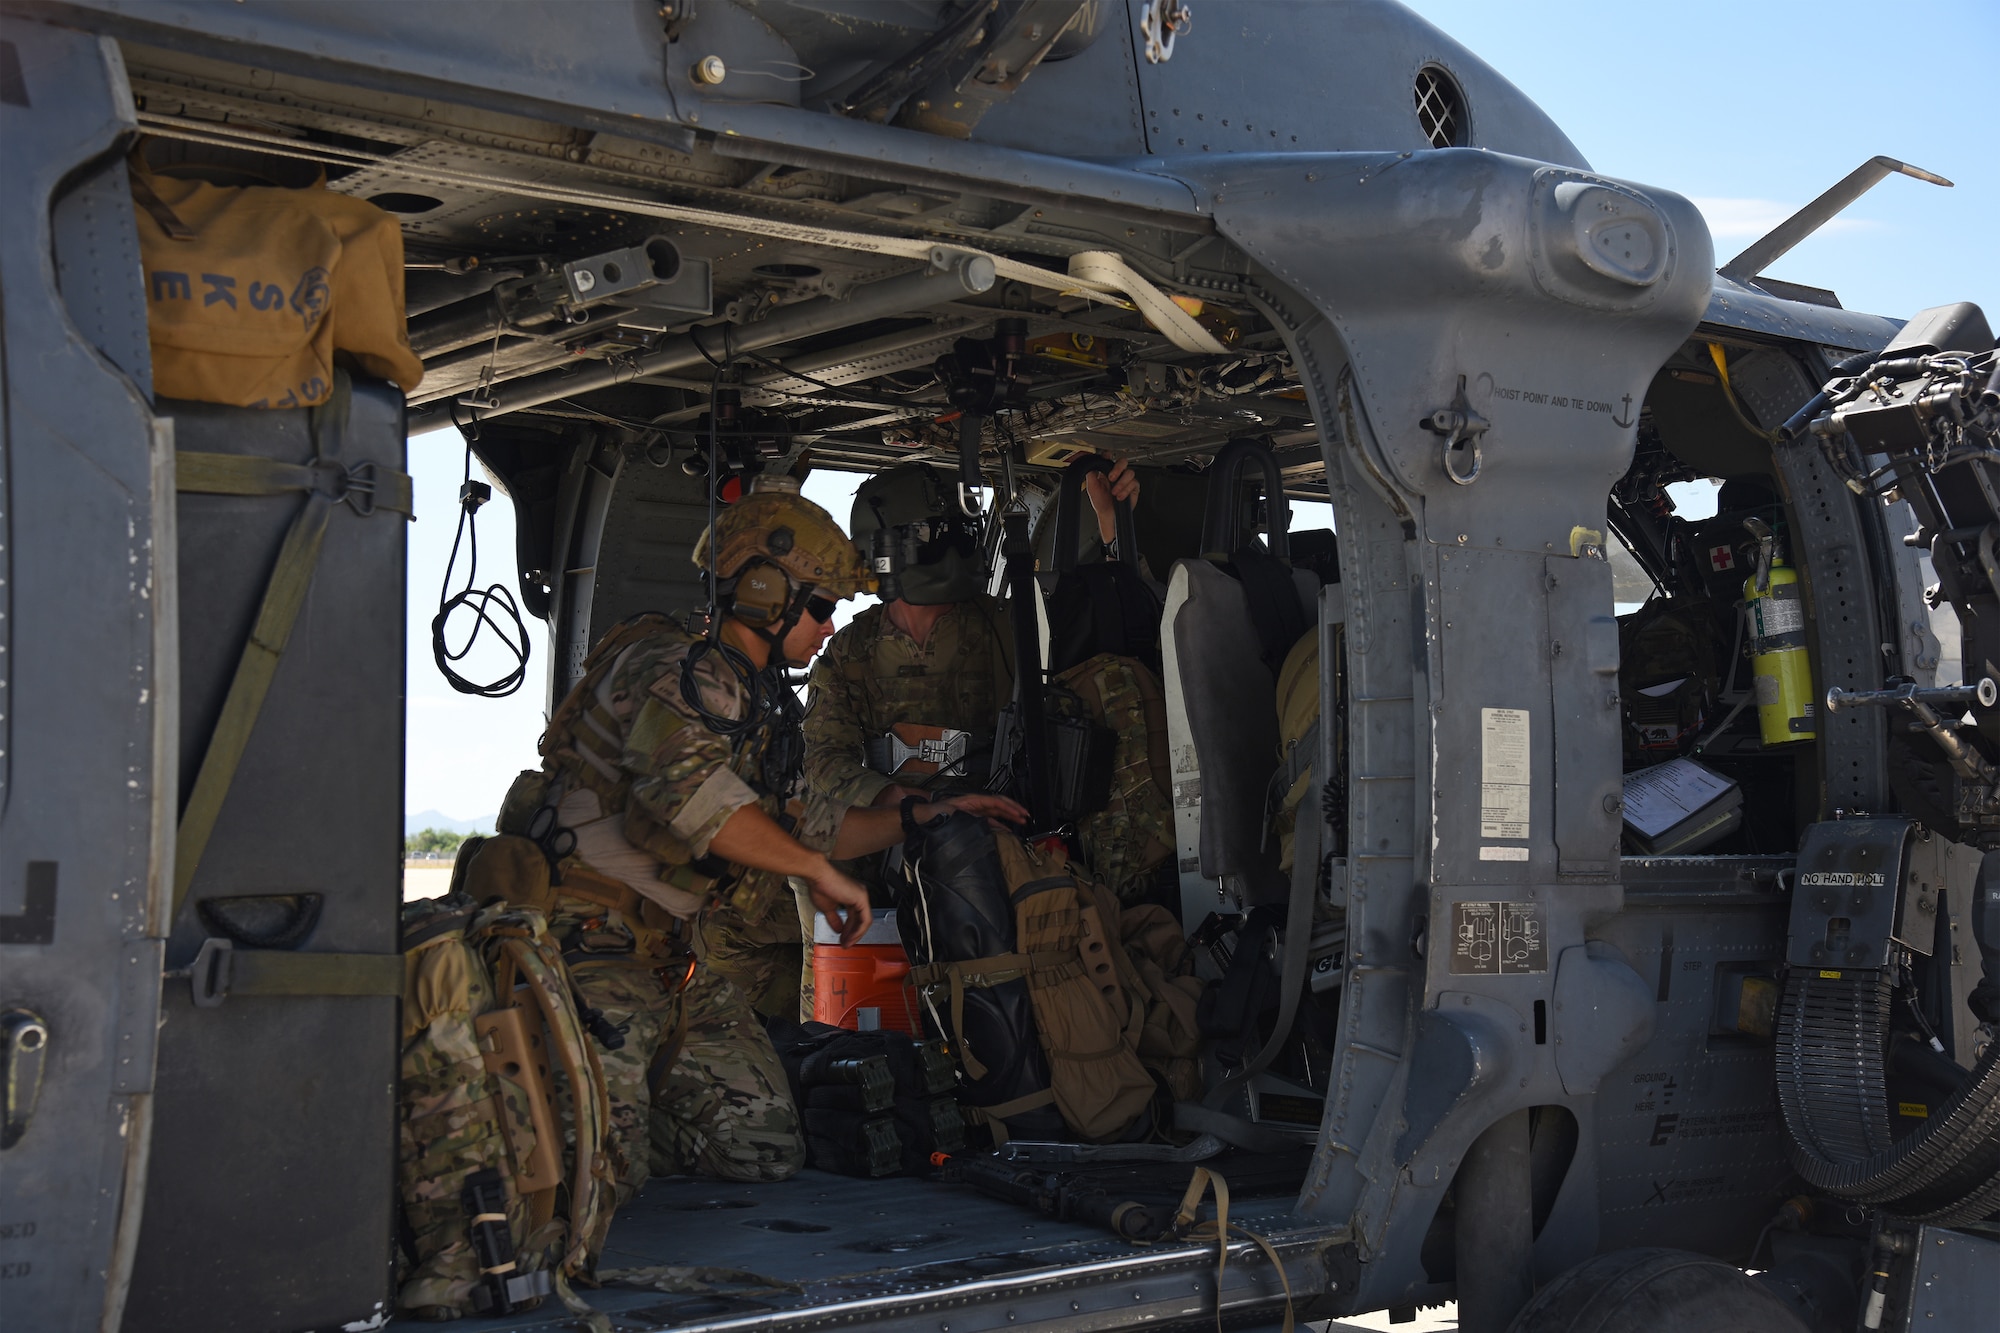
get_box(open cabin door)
[0,21,168,1332]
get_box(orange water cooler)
[812,908,921,1033]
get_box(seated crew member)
[803,456,1140,817]
[509,477,1023,1201]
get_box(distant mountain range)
[404,810,497,837]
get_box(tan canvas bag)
[131,158,423,408]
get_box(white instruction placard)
[1480,707,1531,840]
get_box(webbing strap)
[1205,801,1320,1109]
[956,1089,1058,1146]
[911,950,1071,1078]
[1280,717,1321,791]
[553,864,645,919]
[168,383,413,921]
[1173,1101,1299,1155]
[225,948,404,997]
[1172,1166,1294,1333]
[169,485,330,915]
[176,450,413,516]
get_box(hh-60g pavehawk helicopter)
[1,2,1994,1332]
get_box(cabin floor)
[419,1150,1314,1331]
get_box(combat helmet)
[694,475,872,661]
[851,461,986,605]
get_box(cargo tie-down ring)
[1421,374,1492,486]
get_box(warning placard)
[1480,707,1531,840]
[1450,900,1548,975]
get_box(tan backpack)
[991,834,1157,1141]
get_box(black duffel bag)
[892,811,1065,1143]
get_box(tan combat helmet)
[693,476,874,636]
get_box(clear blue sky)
[403,0,1996,822]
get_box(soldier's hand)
[922,792,1030,828]
[806,863,873,946]
[1083,456,1139,544]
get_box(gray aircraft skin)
[0,3,1992,1332]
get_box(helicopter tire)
[1502,1247,1811,1333]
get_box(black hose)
[1778,348,1883,442]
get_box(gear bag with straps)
[900,814,1166,1144]
[396,895,617,1320]
[1051,653,1175,901]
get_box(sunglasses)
[804,594,838,624]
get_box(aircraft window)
[1665,478,1720,521]
[1414,66,1467,149]
[1608,527,1656,614]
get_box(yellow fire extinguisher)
[1743,517,1815,745]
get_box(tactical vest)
[507,616,801,923]
[838,596,1013,790]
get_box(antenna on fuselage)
[1717,155,1952,282]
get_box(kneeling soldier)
[503,477,1021,1202]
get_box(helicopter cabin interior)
[10,13,1985,1333]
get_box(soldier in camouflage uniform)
[507,477,1024,1203]
[803,456,1138,824]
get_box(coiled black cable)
[432,413,531,697]
[679,336,762,731]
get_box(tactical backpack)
[396,895,617,1321]
[1050,652,1175,901]
[1618,597,1724,764]
[899,814,1201,1143]
[1046,455,1164,675]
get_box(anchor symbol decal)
[1611,394,1635,429]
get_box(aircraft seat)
[1161,440,1316,920]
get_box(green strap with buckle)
[170,375,413,921]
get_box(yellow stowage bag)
[131,163,424,408]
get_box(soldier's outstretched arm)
[706,803,874,945]
[830,793,1029,860]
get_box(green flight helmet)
[851,461,986,605]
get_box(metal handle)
[1825,677,1997,713]
[2,1008,49,1150]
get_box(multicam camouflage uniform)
[533,618,845,1200]
[561,946,799,1193]
[801,595,1013,808]
[1050,653,1176,900]
[805,600,1173,901]
[690,880,818,1021]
